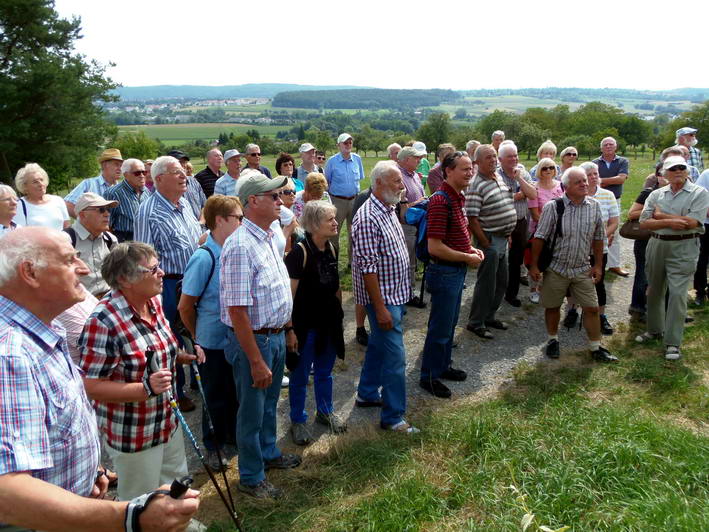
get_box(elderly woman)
[276,152,301,191]
[637,156,709,360]
[293,172,331,219]
[529,140,560,179]
[526,158,564,303]
[559,146,579,175]
[284,200,346,445]
[79,242,203,501]
[178,195,241,471]
[13,163,70,230]
[0,184,18,235]
[426,143,456,194]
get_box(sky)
[54,0,709,91]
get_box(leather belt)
[331,194,356,200]
[252,327,284,335]
[163,273,183,280]
[430,257,465,268]
[651,233,699,241]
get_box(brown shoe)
[608,267,629,277]
[177,396,196,412]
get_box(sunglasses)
[565,153,578,157]
[138,263,161,276]
[667,165,687,172]
[280,189,296,196]
[255,192,280,201]
[131,170,147,176]
[226,214,244,221]
[540,166,556,172]
[84,206,112,213]
[316,156,326,160]
[247,153,262,157]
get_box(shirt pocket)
[46,368,84,442]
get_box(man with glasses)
[315,151,327,166]
[214,149,243,196]
[593,137,629,277]
[135,155,202,411]
[65,148,124,218]
[194,148,224,197]
[676,127,704,172]
[295,143,322,183]
[105,158,152,242]
[168,150,206,222]
[244,143,272,178]
[67,193,119,298]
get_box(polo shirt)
[464,172,517,236]
[593,155,629,199]
[427,181,472,255]
[194,166,223,198]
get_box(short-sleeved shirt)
[528,180,564,234]
[593,155,629,199]
[689,146,704,172]
[105,180,151,234]
[71,221,115,297]
[426,164,444,194]
[399,165,425,204]
[351,194,410,306]
[591,187,620,253]
[184,176,207,221]
[64,175,115,204]
[0,296,100,497]
[464,172,518,236]
[194,166,223,198]
[534,195,605,278]
[295,165,322,183]
[694,170,709,224]
[79,291,178,453]
[55,288,99,364]
[417,158,431,178]
[219,218,292,329]
[324,152,364,197]
[214,173,240,197]
[640,180,709,236]
[498,166,534,220]
[181,236,230,350]
[427,181,472,255]
[14,195,69,230]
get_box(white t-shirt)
[270,219,286,258]
[279,205,295,227]
[14,195,69,230]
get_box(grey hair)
[387,143,402,157]
[660,146,684,162]
[491,130,505,140]
[498,142,518,158]
[371,160,399,191]
[561,167,586,188]
[15,163,49,195]
[101,241,158,289]
[0,184,17,199]
[536,140,557,160]
[245,143,260,154]
[600,137,617,148]
[579,161,598,174]
[151,155,179,180]
[0,228,70,287]
[121,158,144,175]
[473,144,496,162]
[300,200,337,234]
[465,140,480,152]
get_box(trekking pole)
[147,351,244,532]
[419,261,427,303]
[190,360,236,514]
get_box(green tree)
[113,131,163,161]
[0,0,117,191]
[416,113,451,153]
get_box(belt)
[331,194,356,201]
[163,273,183,280]
[430,257,465,268]
[252,327,284,335]
[650,233,699,241]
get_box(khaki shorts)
[540,269,599,309]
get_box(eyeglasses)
[255,192,280,201]
[540,166,556,172]
[131,170,147,176]
[667,165,687,172]
[280,189,296,196]
[247,153,262,157]
[83,206,112,214]
[165,169,186,178]
[565,153,578,157]
[226,214,244,221]
[137,263,161,276]
[316,156,326,161]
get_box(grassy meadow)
[117,123,288,146]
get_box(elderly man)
[243,143,272,178]
[496,142,537,306]
[105,158,151,242]
[194,147,224,197]
[466,140,481,161]
[296,143,322,182]
[637,156,709,359]
[387,143,402,161]
[352,161,419,433]
[214,149,243,196]
[168,150,206,221]
[65,148,123,218]
[67,192,119,298]
[420,152,484,398]
[0,227,198,531]
[593,137,629,276]
[677,126,704,172]
[0,184,18,235]
[465,144,518,339]
[398,145,428,307]
[491,131,505,153]
[529,168,617,363]
[220,173,300,499]
[135,155,202,411]
[325,133,366,261]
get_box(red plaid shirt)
[79,290,178,453]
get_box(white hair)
[600,137,617,148]
[561,167,586,188]
[245,143,260,154]
[300,200,337,234]
[121,158,144,175]
[579,161,598,174]
[14,163,49,195]
[465,140,480,152]
[491,130,505,140]
[0,228,70,287]
[498,142,518,158]
[371,160,399,191]
[536,140,557,160]
[387,143,402,157]
[151,155,179,179]
[0,184,16,199]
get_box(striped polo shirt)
[464,172,517,236]
[427,181,472,254]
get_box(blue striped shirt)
[184,176,206,220]
[134,191,202,275]
[324,152,364,197]
[105,180,152,233]
[64,175,116,204]
[214,173,241,197]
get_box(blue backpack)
[405,190,452,263]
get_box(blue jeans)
[630,239,648,314]
[199,348,238,450]
[289,330,337,423]
[232,331,285,486]
[420,262,466,382]
[357,304,407,427]
[468,234,508,328]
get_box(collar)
[398,164,416,179]
[335,152,353,162]
[224,172,239,180]
[242,217,273,241]
[601,155,619,163]
[204,233,222,252]
[120,180,146,194]
[440,181,464,202]
[477,170,498,181]
[73,220,99,241]
[563,194,592,207]
[369,193,395,214]
[0,295,65,352]
[154,190,184,212]
[107,290,158,321]
[0,221,16,230]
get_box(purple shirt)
[399,165,425,203]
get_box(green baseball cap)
[238,174,288,207]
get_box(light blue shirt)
[324,152,364,197]
[181,235,231,350]
[214,173,240,197]
[64,175,115,204]
[695,169,709,224]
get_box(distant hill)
[272,88,461,110]
[458,87,709,103]
[113,84,369,101]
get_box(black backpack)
[538,198,565,272]
[64,226,117,250]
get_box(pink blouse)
[528,179,563,234]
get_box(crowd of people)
[1,125,708,529]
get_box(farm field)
[117,123,289,145]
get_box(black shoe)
[405,296,426,309]
[591,346,618,363]
[419,379,452,398]
[264,453,302,471]
[505,297,522,308]
[600,314,614,336]
[545,339,560,359]
[685,316,695,324]
[206,449,229,472]
[485,319,508,330]
[356,327,369,346]
[467,324,493,339]
[355,395,383,408]
[440,367,467,381]
[694,295,706,307]
[562,308,578,330]
[519,276,529,287]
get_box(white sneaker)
[635,331,661,343]
[529,292,540,304]
[281,375,290,388]
[665,346,681,360]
